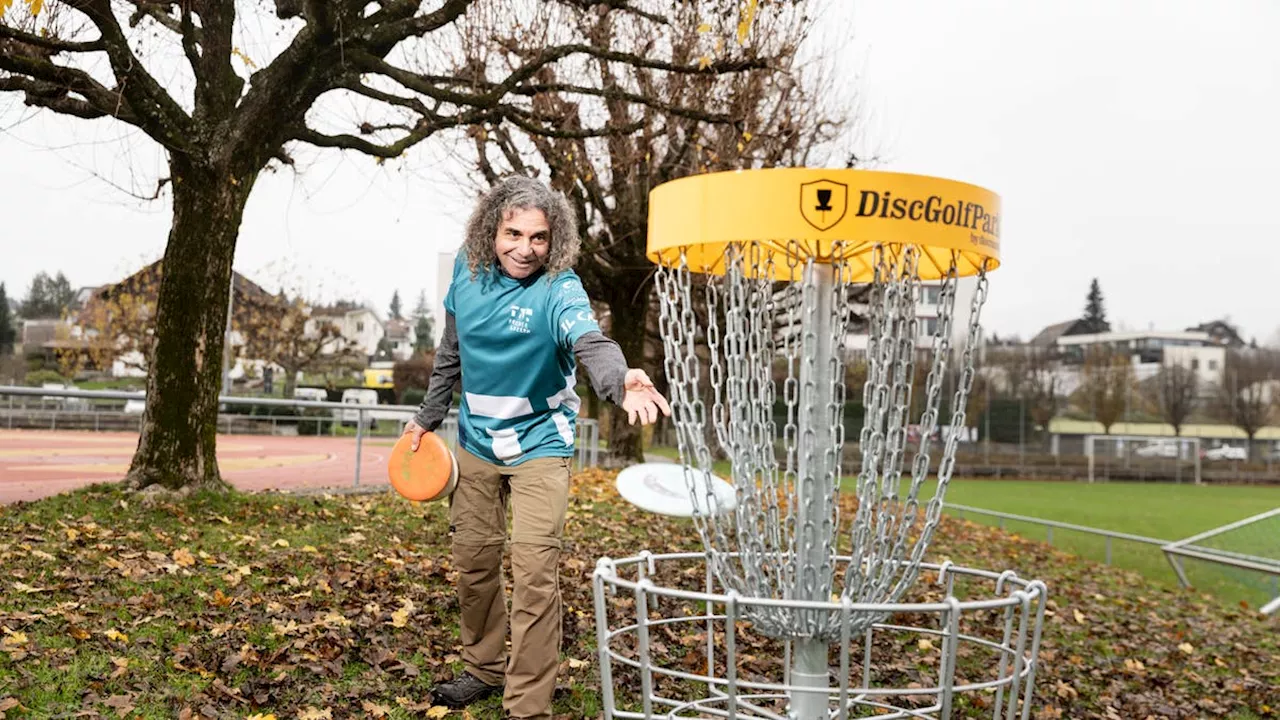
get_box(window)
[1191,359,1200,370]
[919,285,940,305]
[1208,359,1218,371]
[921,317,939,337]
[357,322,365,332]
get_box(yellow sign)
[647,168,1001,282]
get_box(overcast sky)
[3,1,1278,344]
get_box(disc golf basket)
[593,169,1048,719]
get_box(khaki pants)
[450,447,571,720]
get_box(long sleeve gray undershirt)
[411,313,629,432]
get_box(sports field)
[646,447,1280,608]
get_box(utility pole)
[221,278,234,396]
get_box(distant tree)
[1025,348,1064,443]
[393,352,436,404]
[412,291,435,354]
[388,291,403,321]
[1213,349,1279,460]
[58,272,162,378]
[1079,346,1131,434]
[234,293,360,400]
[1081,278,1110,334]
[374,337,395,362]
[19,271,74,319]
[1151,364,1198,436]
[0,283,14,354]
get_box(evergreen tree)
[0,283,15,354]
[1082,278,1110,333]
[19,270,75,319]
[49,272,75,313]
[388,290,403,321]
[412,291,434,354]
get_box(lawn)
[1,473,1276,718]
[645,447,1280,608]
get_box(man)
[404,176,669,719]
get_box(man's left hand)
[622,369,672,426]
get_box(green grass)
[646,446,1280,608]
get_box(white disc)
[616,463,736,518]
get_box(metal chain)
[653,240,992,640]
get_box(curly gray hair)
[462,176,581,279]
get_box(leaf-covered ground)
[0,471,1276,719]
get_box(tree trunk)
[126,157,258,492]
[282,366,299,401]
[600,281,652,464]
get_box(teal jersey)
[445,253,601,466]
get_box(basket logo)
[800,179,848,231]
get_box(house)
[307,303,384,359]
[1185,319,1245,348]
[1054,330,1225,390]
[842,278,984,353]
[61,261,275,378]
[384,318,417,360]
[1029,319,1094,348]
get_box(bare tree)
[1151,364,1198,436]
[1025,348,1063,445]
[1214,349,1278,460]
[459,0,855,460]
[1079,346,1131,434]
[234,293,359,400]
[1,0,758,490]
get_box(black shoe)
[431,671,503,708]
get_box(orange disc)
[387,431,458,502]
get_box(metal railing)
[0,385,601,487]
[944,502,1280,614]
[944,503,1168,565]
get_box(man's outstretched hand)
[403,418,427,451]
[622,369,672,426]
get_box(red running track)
[0,429,395,504]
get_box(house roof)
[1030,319,1085,347]
[93,261,272,304]
[1185,320,1245,347]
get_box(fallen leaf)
[104,628,129,643]
[425,708,451,719]
[273,539,289,548]
[917,638,933,651]
[297,708,332,720]
[567,657,588,669]
[1072,609,1085,624]
[173,548,196,567]
[361,700,390,717]
[1178,642,1194,654]
[1,630,27,647]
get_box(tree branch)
[291,106,502,157]
[363,0,474,49]
[0,52,139,123]
[0,76,109,118]
[0,23,105,53]
[77,0,192,149]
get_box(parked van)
[340,388,379,427]
[292,387,328,403]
